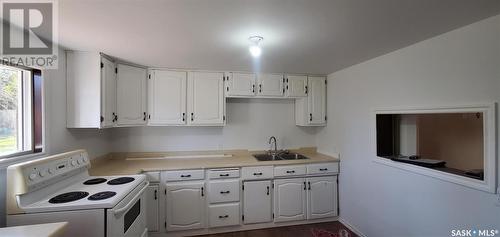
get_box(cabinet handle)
[309,113,313,121]
[191,112,194,121]
[304,181,306,190]
[252,84,255,93]
[143,112,147,121]
[218,215,229,219]
[180,174,191,178]
[220,191,230,194]
[266,186,270,195]
[286,170,295,174]
[219,173,230,177]
[259,84,262,93]
[201,187,204,197]
[154,189,157,200]
[305,85,308,94]
[253,172,263,176]
[319,168,328,171]
[182,112,185,121]
[112,112,116,122]
[308,181,311,190]
[115,114,118,122]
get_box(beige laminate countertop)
[0,222,67,237]
[89,148,339,176]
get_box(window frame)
[372,103,497,193]
[0,64,44,160]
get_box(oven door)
[107,181,149,237]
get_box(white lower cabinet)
[161,164,339,234]
[242,180,272,224]
[165,181,206,231]
[307,176,338,219]
[208,203,240,228]
[273,178,307,222]
[146,185,159,232]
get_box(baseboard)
[338,217,366,237]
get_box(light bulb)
[249,45,262,57]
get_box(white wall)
[317,15,500,236]
[111,98,321,152]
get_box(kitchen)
[0,1,499,237]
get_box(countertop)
[89,147,339,176]
[0,222,67,237]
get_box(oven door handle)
[113,181,149,217]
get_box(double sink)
[253,151,309,161]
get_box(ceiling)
[59,0,500,75]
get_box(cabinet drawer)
[144,171,160,182]
[208,169,240,179]
[208,179,240,203]
[274,165,306,177]
[209,203,240,227]
[164,169,204,181]
[241,166,273,180]
[307,163,339,175]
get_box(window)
[373,104,496,193]
[0,65,42,158]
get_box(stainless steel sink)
[253,152,309,161]
[278,153,309,160]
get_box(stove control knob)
[48,168,55,174]
[29,172,38,180]
[39,170,47,177]
[83,157,88,163]
[71,160,77,166]
[77,158,83,165]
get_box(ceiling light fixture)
[248,36,263,58]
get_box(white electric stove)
[6,150,149,237]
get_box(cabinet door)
[286,75,307,97]
[148,70,187,125]
[100,57,116,128]
[307,176,337,220]
[116,64,147,126]
[166,182,206,231]
[273,178,306,222]
[146,185,159,232]
[257,74,284,97]
[188,72,225,125]
[226,73,256,97]
[243,180,272,224]
[307,76,327,125]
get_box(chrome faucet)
[268,136,277,156]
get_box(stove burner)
[49,191,89,204]
[88,191,117,201]
[83,178,107,185]
[107,177,135,185]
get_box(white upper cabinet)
[308,76,327,124]
[286,75,308,97]
[257,74,284,97]
[295,76,327,126]
[306,176,337,219]
[188,72,225,126]
[100,57,117,128]
[273,178,306,222]
[66,51,117,128]
[116,64,147,126]
[226,72,256,97]
[148,70,187,125]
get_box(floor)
[198,221,359,237]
